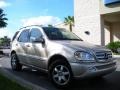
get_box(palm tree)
[0,8,8,28]
[64,16,74,32]
[0,9,8,54]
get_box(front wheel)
[11,53,22,71]
[49,60,72,88]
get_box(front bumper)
[70,61,116,78]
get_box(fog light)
[88,67,97,71]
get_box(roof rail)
[19,25,43,30]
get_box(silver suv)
[11,25,116,87]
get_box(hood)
[54,40,110,52]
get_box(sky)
[0,0,73,38]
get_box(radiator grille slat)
[95,51,112,62]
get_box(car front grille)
[95,51,112,62]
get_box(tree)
[64,16,74,32]
[0,9,8,54]
[0,36,11,46]
[0,8,8,28]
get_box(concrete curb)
[0,55,4,58]
[0,53,10,58]
[0,68,48,90]
[114,55,120,60]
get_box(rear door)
[17,29,30,64]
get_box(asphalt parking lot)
[0,55,120,90]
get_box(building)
[74,0,120,45]
[55,22,75,32]
[55,23,70,31]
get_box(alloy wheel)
[52,65,70,85]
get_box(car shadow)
[4,67,120,90]
[66,71,120,90]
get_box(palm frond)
[64,16,74,32]
[0,8,8,28]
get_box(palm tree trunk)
[70,24,72,32]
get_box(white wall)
[55,23,75,32]
[74,0,102,45]
[104,24,111,45]
[112,22,120,41]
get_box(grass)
[0,73,29,90]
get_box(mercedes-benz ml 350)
[11,25,116,87]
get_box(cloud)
[0,0,11,8]
[21,16,62,26]
[0,28,13,39]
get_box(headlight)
[74,51,95,61]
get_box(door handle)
[26,45,30,47]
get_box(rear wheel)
[11,53,22,71]
[49,60,72,88]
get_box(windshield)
[43,27,82,41]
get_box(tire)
[11,53,22,71]
[49,60,72,88]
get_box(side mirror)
[30,37,45,44]
[39,37,45,44]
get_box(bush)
[106,41,120,53]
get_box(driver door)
[26,28,47,69]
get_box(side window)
[30,28,42,42]
[18,29,29,42]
